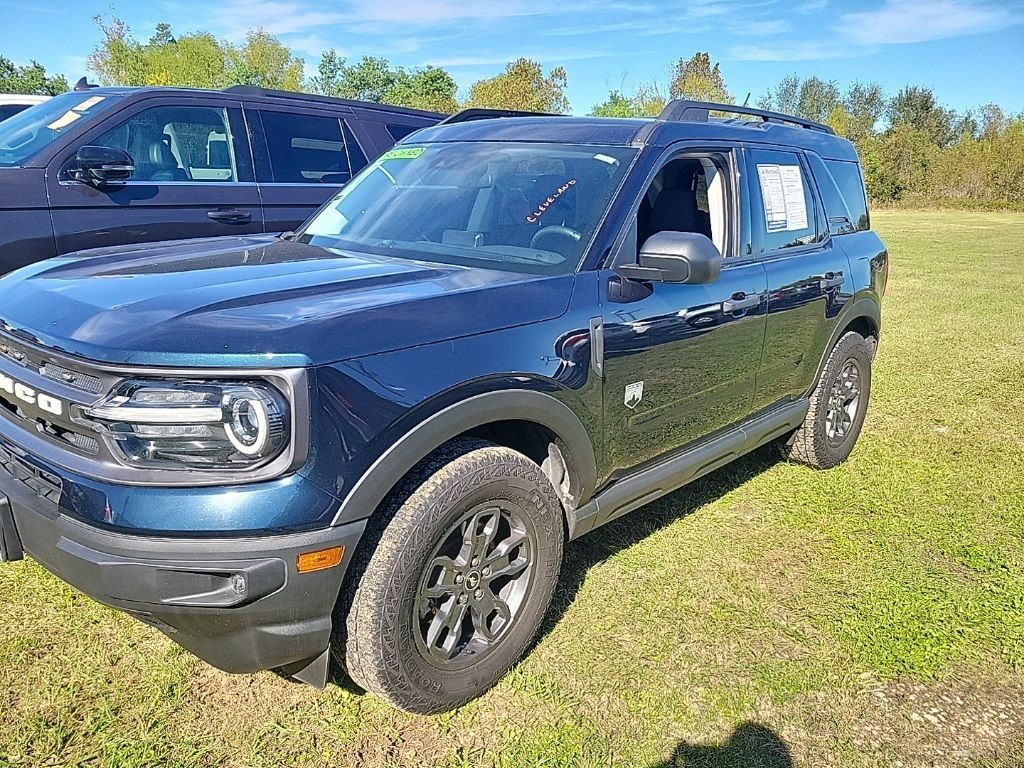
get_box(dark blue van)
[0,85,441,273]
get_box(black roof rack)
[439,108,555,125]
[221,86,444,118]
[658,99,835,135]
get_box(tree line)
[3,20,1020,209]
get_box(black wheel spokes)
[826,359,862,443]
[417,504,534,666]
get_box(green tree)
[590,89,638,117]
[759,75,841,123]
[669,52,731,103]
[465,58,569,113]
[225,29,303,90]
[87,17,301,91]
[308,53,457,113]
[0,56,68,95]
[888,86,955,147]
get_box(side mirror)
[618,231,723,284]
[69,146,134,185]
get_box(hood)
[0,235,574,367]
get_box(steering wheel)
[530,225,582,251]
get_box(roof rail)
[220,86,443,117]
[659,99,835,135]
[439,108,555,125]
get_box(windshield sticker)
[46,110,84,131]
[381,146,425,160]
[75,95,106,111]
[756,164,808,232]
[593,153,618,165]
[526,178,576,224]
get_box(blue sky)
[2,0,1022,114]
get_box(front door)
[600,148,768,477]
[45,97,263,255]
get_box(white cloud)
[426,50,611,68]
[728,41,853,61]
[841,0,1019,45]
[210,0,346,41]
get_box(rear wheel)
[786,331,873,469]
[340,439,564,714]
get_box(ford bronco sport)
[0,100,887,714]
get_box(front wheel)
[340,439,564,714]
[785,331,873,469]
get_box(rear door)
[248,106,369,232]
[743,146,852,410]
[45,96,263,254]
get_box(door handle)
[722,292,762,313]
[207,208,252,224]
[820,272,845,289]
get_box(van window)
[93,105,237,182]
[260,111,365,184]
[825,160,869,231]
[386,123,418,142]
[807,153,856,235]
[747,149,823,253]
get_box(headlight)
[80,380,289,470]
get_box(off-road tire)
[785,331,873,469]
[338,438,564,714]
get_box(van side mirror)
[70,146,134,185]
[617,231,723,284]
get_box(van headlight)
[81,380,289,469]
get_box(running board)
[568,400,808,539]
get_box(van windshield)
[0,91,124,167]
[298,141,637,275]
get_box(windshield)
[298,141,637,275]
[0,91,124,167]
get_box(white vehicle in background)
[0,94,50,122]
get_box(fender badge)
[625,381,644,409]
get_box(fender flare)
[330,390,598,526]
[806,295,881,397]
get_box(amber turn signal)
[296,545,344,573]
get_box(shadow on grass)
[540,443,783,639]
[652,722,793,768]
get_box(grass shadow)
[651,722,793,767]
[540,443,783,639]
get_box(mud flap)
[0,495,24,562]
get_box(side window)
[260,111,363,184]
[635,153,730,258]
[385,123,418,142]
[746,149,823,253]
[807,153,856,236]
[825,160,870,231]
[93,105,237,182]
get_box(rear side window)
[746,148,824,253]
[825,160,869,231]
[807,153,856,236]
[259,111,365,184]
[386,123,418,142]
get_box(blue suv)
[0,100,887,713]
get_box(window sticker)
[756,163,808,232]
[526,178,576,224]
[381,146,425,160]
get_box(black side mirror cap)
[70,145,135,185]
[617,231,723,284]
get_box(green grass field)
[2,211,1023,768]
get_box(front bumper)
[0,443,366,685]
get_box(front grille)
[41,361,103,394]
[0,439,62,504]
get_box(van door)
[45,96,263,254]
[248,107,368,232]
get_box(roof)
[411,113,859,162]
[74,85,443,119]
